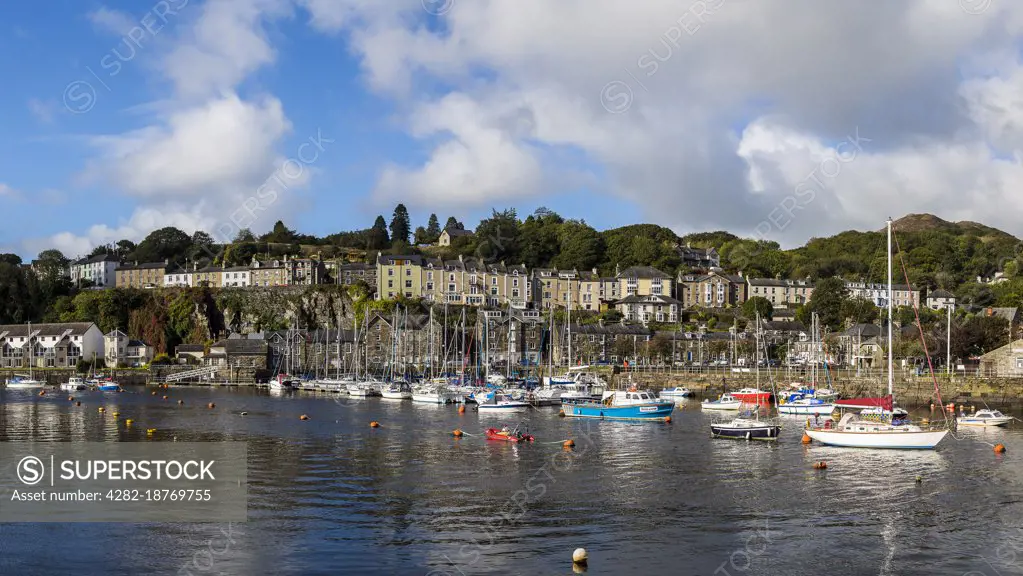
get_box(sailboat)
[711,314,782,440]
[779,313,836,415]
[412,306,460,404]
[6,321,45,389]
[805,218,949,449]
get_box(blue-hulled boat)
[561,388,674,421]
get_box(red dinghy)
[485,427,534,443]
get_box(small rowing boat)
[485,427,534,443]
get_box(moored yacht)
[5,375,45,389]
[561,386,674,421]
[957,409,1014,427]
[61,377,87,391]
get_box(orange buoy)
[563,439,575,448]
[452,429,463,437]
[813,461,827,469]
[299,414,309,421]
[370,421,380,428]
[76,401,81,406]
[162,395,168,400]
[665,416,672,424]
[151,391,157,395]
[994,443,1006,454]
[458,405,466,414]
[67,396,73,401]
[38,391,45,396]
[208,403,215,409]
[558,410,566,418]
[801,434,812,444]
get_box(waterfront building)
[844,281,920,308]
[221,267,251,288]
[103,329,154,367]
[115,261,167,289]
[926,289,955,310]
[615,294,682,325]
[678,270,748,308]
[0,322,104,369]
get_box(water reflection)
[0,388,1020,575]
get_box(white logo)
[17,456,44,485]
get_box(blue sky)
[2,1,1020,260]
[0,0,639,260]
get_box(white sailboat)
[6,321,44,389]
[805,219,949,449]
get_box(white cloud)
[300,0,1023,244]
[87,7,136,36]
[27,98,55,123]
[0,184,17,198]
[30,0,309,256]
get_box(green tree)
[843,297,878,325]
[552,220,603,271]
[473,208,520,263]
[114,239,136,257]
[390,204,411,245]
[367,216,390,249]
[89,244,114,257]
[519,210,563,268]
[413,226,430,245]
[234,228,256,243]
[132,227,192,263]
[742,296,774,321]
[426,214,441,242]
[444,216,464,231]
[805,277,848,330]
[263,221,297,244]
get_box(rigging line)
[892,230,952,431]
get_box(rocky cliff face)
[214,286,353,335]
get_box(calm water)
[0,386,1021,576]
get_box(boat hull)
[778,403,835,415]
[485,428,534,442]
[477,404,529,413]
[412,393,459,404]
[96,385,120,392]
[702,401,741,411]
[5,382,44,390]
[381,391,412,400]
[957,417,1013,427]
[732,392,772,403]
[711,424,781,440]
[562,402,674,421]
[805,428,949,449]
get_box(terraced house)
[115,260,167,289]
[0,322,104,369]
[616,265,674,299]
[678,270,748,308]
[378,254,425,300]
[746,277,814,307]
[70,253,119,287]
[578,270,619,312]
[250,259,291,287]
[532,268,581,309]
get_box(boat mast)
[567,291,572,368]
[430,306,435,381]
[887,217,894,399]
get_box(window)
[427,282,434,291]
[512,278,519,287]
[388,269,394,276]
[406,269,412,277]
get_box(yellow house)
[115,261,167,289]
[532,268,581,310]
[377,254,424,300]
[616,265,674,299]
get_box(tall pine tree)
[390,204,411,245]
[368,216,390,249]
[426,214,441,242]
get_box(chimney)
[458,254,463,262]
[598,318,605,328]
[164,258,169,265]
[615,263,620,276]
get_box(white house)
[163,270,194,287]
[70,254,120,288]
[104,330,155,367]
[220,267,251,288]
[0,322,104,369]
[614,294,682,325]
[926,289,956,310]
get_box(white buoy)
[573,548,588,564]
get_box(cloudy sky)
[2,0,1022,259]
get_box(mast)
[887,217,894,398]
[567,291,572,368]
[946,302,952,376]
[429,306,435,380]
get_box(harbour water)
[0,386,1021,575]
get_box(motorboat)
[93,378,122,392]
[702,393,742,411]
[381,381,412,400]
[411,385,461,404]
[957,409,1014,427]
[561,387,674,421]
[60,377,87,391]
[476,392,530,413]
[347,379,383,397]
[528,387,563,406]
[658,386,693,400]
[731,387,772,404]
